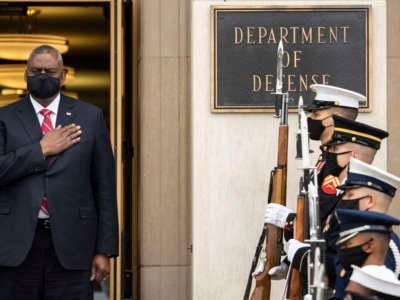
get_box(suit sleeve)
[91,109,119,257]
[0,120,47,186]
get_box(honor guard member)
[344,265,400,300]
[335,209,400,299]
[306,84,363,191]
[274,117,389,292]
[265,86,364,280]
[265,84,366,227]
[331,158,400,299]
[307,84,363,144]
[321,117,388,294]
[320,115,388,223]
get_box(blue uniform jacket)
[331,231,400,299]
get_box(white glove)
[268,261,289,280]
[264,203,294,228]
[287,239,310,263]
[252,259,266,277]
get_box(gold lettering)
[247,27,255,44]
[265,75,274,91]
[321,74,330,84]
[283,51,290,68]
[234,27,243,44]
[258,27,267,44]
[341,26,349,43]
[287,74,296,91]
[293,50,302,68]
[250,74,332,93]
[318,26,326,44]
[268,28,277,44]
[280,27,289,43]
[252,74,262,92]
[290,26,299,44]
[329,27,338,43]
[311,74,320,84]
[233,25,351,45]
[301,27,312,44]
[299,74,308,92]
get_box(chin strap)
[389,239,400,277]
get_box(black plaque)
[211,6,371,112]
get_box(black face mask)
[27,73,61,100]
[307,117,325,140]
[336,195,369,210]
[307,115,334,140]
[324,151,351,177]
[338,239,371,270]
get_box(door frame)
[2,1,139,299]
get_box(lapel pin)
[66,112,72,116]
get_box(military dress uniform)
[315,116,388,294]
[280,85,364,296]
[344,265,400,300]
[330,157,400,299]
[307,85,363,225]
[274,84,362,240]
[335,209,400,300]
[334,231,400,300]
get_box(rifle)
[247,40,289,300]
[304,175,327,300]
[243,171,274,300]
[288,96,310,300]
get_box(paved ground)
[94,292,109,300]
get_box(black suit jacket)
[0,94,118,269]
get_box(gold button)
[340,268,346,277]
[289,221,293,225]
[352,137,356,142]
[368,182,372,186]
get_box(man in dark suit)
[0,44,118,299]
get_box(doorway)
[0,1,138,299]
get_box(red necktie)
[39,108,53,218]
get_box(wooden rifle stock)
[288,192,305,300]
[251,125,288,300]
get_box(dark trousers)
[0,221,93,300]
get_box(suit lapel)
[15,97,42,142]
[56,95,76,127]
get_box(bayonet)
[273,40,288,120]
[276,40,283,94]
[299,96,310,168]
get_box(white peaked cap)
[340,157,400,197]
[310,84,365,109]
[350,264,400,296]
